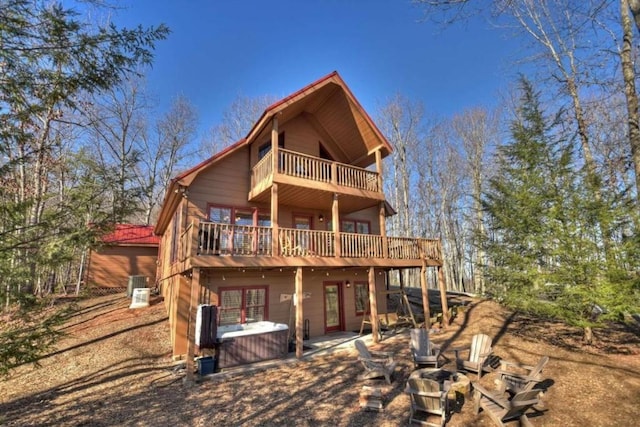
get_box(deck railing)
[250,148,380,193]
[335,163,379,191]
[279,149,333,183]
[250,151,273,189]
[340,232,384,258]
[278,227,334,257]
[193,222,441,262]
[197,222,272,256]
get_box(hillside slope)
[1,293,639,426]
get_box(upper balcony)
[179,221,442,270]
[249,149,384,212]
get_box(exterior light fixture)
[318,214,324,222]
[345,280,351,288]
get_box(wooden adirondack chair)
[473,383,543,427]
[354,339,397,384]
[404,376,449,427]
[496,356,549,395]
[454,333,493,379]
[410,328,442,368]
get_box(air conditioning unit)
[127,275,148,297]
[129,288,150,309]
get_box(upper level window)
[258,132,285,160]
[209,206,232,224]
[257,212,271,227]
[341,219,370,234]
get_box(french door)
[324,282,344,333]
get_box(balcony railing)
[251,149,380,193]
[197,222,272,256]
[186,221,442,262]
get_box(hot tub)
[217,321,289,368]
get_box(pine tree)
[0,0,169,375]
[482,77,640,343]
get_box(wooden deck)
[249,149,383,207]
[178,221,442,270]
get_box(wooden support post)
[379,202,388,258]
[375,149,383,192]
[295,267,304,358]
[330,162,337,185]
[368,266,379,343]
[420,261,431,330]
[332,193,341,257]
[438,266,450,328]
[271,183,279,256]
[186,267,201,382]
[271,116,279,174]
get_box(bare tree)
[84,74,148,222]
[377,94,424,237]
[136,94,198,224]
[619,0,640,205]
[452,107,500,294]
[199,94,278,155]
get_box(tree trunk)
[628,0,640,33]
[620,0,640,206]
[583,326,593,345]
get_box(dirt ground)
[1,293,639,427]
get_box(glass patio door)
[324,282,343,333]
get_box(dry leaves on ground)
[1,293,639,426]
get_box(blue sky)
[112,0,520,135]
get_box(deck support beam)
[379,202,388,258]
[295,267,304,358]
[368,266,379,343]
[271,183,279,256]
[375,149,383,191]
[420,261,431,329]
[332,193,341,257]
[186,267,201,382]
[438,266,450,328]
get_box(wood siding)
[188,147,251,219]
[86,246,157,289]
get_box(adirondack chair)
[496,356,549,395]
[354,339,397,384]
[454,333,493,379]
[410,328,442,368]
[404,376,449,427]
[473,383,543,427]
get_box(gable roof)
[102,224,160,247]
[154,71,393,234]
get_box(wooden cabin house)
[154,71,445,365]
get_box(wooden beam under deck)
[189,255,441,269]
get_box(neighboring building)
[154,71,444,361]
[86,224,160,292]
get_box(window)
[233,209,254,252]
[209,206,232,224]
[207,205,271,254]
[219,286,268,325]
[207,205,270,226]
[293,214,313,252]
[341,219,370,234]
[257,212,271,227]
[258,132,285,160]
[354,282,369,316]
